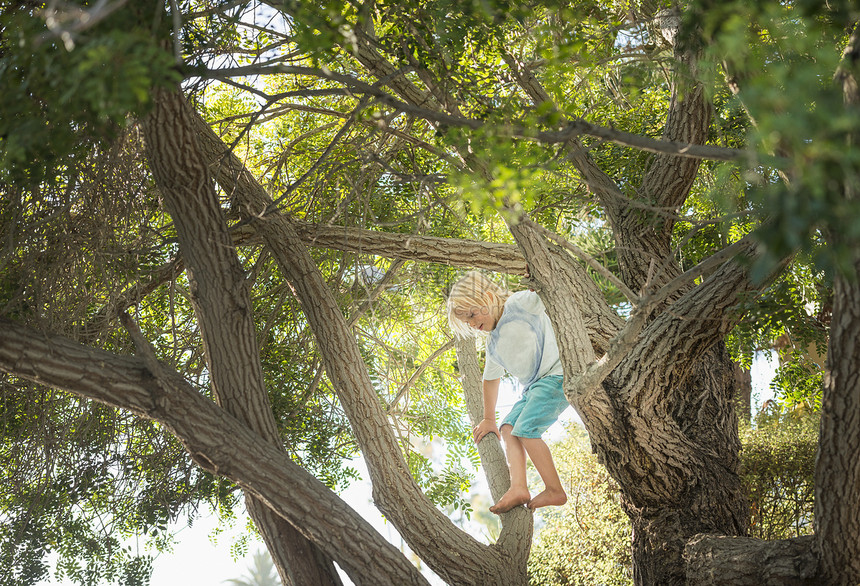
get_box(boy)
[447,271,569,513]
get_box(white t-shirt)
[482,290,563,389]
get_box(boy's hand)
[473,418,500,443]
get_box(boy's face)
[457,305,496,333]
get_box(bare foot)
[527,488,567,510]
[489,487,531,514]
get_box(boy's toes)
[490,489,531,515]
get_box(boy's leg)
[489,424,531,514]
[505,376,568,510]
[520,437,567,510]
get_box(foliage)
[726,257,829,370]
[529,412,820,583]
[769,355,824,412]
[740,410,818,540]
[0,0,856,582]
[0,132,216,586]
[689,0,860,278]
[0,1,181,186]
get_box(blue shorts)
[500,375,568,439]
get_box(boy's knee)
[499,423,514,438]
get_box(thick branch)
[636,50,711,212]
[684,534,820,585]
[142,87,340,586]
[282,222,623,354]
[192,102,512,585]
[293,223,529,274]
[505,218,607,416]
[0,319,429,586]
[616,240,761,406]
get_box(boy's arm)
[473,377,501,443]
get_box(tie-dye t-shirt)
[482,291,563,389]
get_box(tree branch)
[191,100,511,585]
[520,218,638,303]
[196,64,765,163]
[454,337,533,561]
[143,87,341,585]
[684,534,820,585]
[0,318,429,586]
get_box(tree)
[528,411,820,585]
[1,1,859,585]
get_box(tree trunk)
[516,229,757,584]
[814,255,860,584]
[815,23,860,584]
[142,86,341,586]
[620,346,748,586]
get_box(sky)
[34,353,779,586]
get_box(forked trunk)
[624,344,749,585]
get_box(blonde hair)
[446,271,511,339]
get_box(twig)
[386,339,455,413]
[270,96,368,208]
[646,238,754,307]
[185,0,249,20]
[197,65,779,165]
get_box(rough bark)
[511,210,757,584]
[281,223,624,353]
[194,99,522,585]
[598,27,747,585]
[685,534,820,585]
[815,255,860,585]
[0,318,430,586]
[600,252,757,585]
[815,23,860,584]
[455,337,533,567]
[141,87,341,586]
